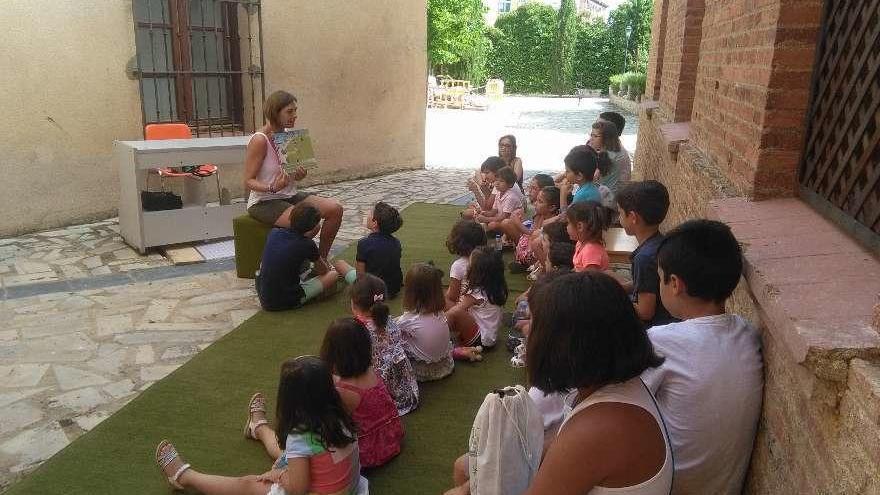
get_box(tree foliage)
[428,0,654,92]
[427,0,489,81]
[551,0,578,94]
[486,3,558,93]
[571,16,618,91]
[607,0,653,73]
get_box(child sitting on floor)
[508,185,560,273]
[157,356,367,494]
[642,219,762,494]
[445,219,488,307]
[446,245,508,356]
[615,180,677,328]
[396,263,455,381]
[349,273,419,416]
[474,167,525,232]
[321,317,405,468]
[464,156,506,217]
[508,242,575,367]
[566,201,611,272]
[558,145,604,211]
[255,204,344,311]
[527,219,572,281]
[352,201,404,298]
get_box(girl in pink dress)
[322,317,405,468]
[349,274,420,416]
[565,201,612,272]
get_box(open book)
[273,129,317,173]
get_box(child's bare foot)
[459,346,483,362]
[156,440,191,490]
[244,392,269,440]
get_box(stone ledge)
[640,99,660,119]
[710,197,880,381]
[659,121,691,158]
[608,93,641,115]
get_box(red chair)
[144,123,220,200]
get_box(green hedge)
[429,0,654,92]
[486,3,557,93]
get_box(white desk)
[115,136,250,253]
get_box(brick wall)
[688,0,823,198]
[634,0,880,491]
[645,0,668,100]
[657,0,704,122]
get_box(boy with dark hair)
[256,204,343,311]
[616,180,676,328]
[598,111,626,137]
[351,202,404,298]
[559,145,601,210]
[641,219,763,495]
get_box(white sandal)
[244,392,269,440]
[155,440,190,490]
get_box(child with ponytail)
[349,274,419,416]
[566,201,612,272]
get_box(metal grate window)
[131,0,265,137]
[799,0,880,240]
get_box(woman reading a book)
[244,90,343,264]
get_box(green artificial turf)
[6,203,527,495]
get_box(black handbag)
[141,190,183,211]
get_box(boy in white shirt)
[641,219,763,495]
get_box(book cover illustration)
[273,129,318,172]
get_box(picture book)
[273,129,317,172]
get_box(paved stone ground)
[426,96,639,172]
[0,96,633,491]
[0,169,473,490]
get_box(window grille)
[131,0,265,137]
[498,0,512,13]
[799,0,880,239]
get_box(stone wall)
[636,0,880,491]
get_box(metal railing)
[131,0,265,137]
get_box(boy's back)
[630,233,676,327]
[642,313,763,495]
[357,232,402,298]
[257,227,319,311]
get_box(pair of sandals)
[155,393,269,490]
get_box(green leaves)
[428,0,488,81]
[486,3,557,93]
[551,0,578,94]
[427,0,654,92]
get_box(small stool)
[233,215,274,279]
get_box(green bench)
[233,214,273,279]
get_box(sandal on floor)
[156,440,190,490]
[244,392,269,440]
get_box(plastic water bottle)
[495,234,503,252]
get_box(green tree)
[427,0,489,82]
[551,0,578,94]
[487,3,557,93]
[572,17,617,90]
[608,0,653,73]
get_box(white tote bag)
[467,385,545,495]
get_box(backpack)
[467,385,545,495]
